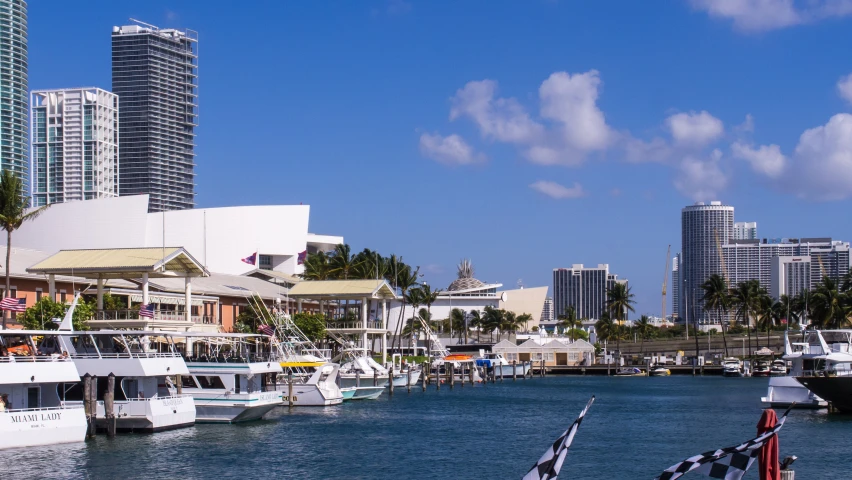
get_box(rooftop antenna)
[517,278,524,289]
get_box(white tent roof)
[491,339,518,351]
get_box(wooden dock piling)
[83,374,94,438]
[469,365,475,385]
[512,361,517,381]
[435,364,440,391]
[373,370,378,387]
[288,371,294,408]
[448,364,454,388]
[105,373,116,438]
[388,370,394,396]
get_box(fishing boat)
[390,354,421,387]
[649,364,671,376]
[0,330,88,450]
[175,333,283,423]
[722,358,745,377]
[277,362,344,406]
[475,352,530,377]
[761,330,831,409]
[334,348,399,389]
[615,367,645,376]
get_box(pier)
[536,365,725,375]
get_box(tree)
[517,313,533,333]
[392,266,419,351]
[420,283,440,327]
[0,170,49,329]
[99,292,126,311]
[233,295,269,333]
[403,287,425,353]
[634,315,653,353]
[701,273,730,356]
[812,277,851,329]
[595,312,616,345]
[502,311,519,335]
[292,312,327,342]
[730,280,761,356]
[558,306,582,340]
[606,283,636,363]
[450,308,467,341]
[301,251,331,280]
[329,244,360,280]
[468,309,482,342]
[19,297,93,331]
[483,305,503,342]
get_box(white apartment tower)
[541,297,554,323]
[681,201,734,324]
[671,255,680,319]
[734,222,757,240]
[30,88,119,206]
[771,256,811,300]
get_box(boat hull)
[192,391,282,423]
[796,376,852,412]
[493,364,530,377]
[349,386,383,400]
[95,395,196,432]
[761,376,826,409]
[0,406,87,450]
[391,370,421,387]
[277,384,343,406]
[340,387,357,400]
[339,375,390,389]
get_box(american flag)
[241,252,257,265]
[656,406,792,480]
[0,297,27,312]
[258,324,275,336]
[139,303,155,319]
[297,250,307,265]
[523,396,595,480]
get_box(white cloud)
[788,113,852,200]
[529,180,587,199]
[837,74,852,104]
[731,142,786,178]
[624,136,673,163]
[419,132,484,165]
[673,150,728,201]
[735,114,755,134]
[691,0,852,32]
[666,111,724,147]
[449,71,613,166]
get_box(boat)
[54,330,197,432]
[761,330,831,409]
[339,386,357,401]
[277,362,344,406]
[752,359,772,377]
[649,364,671,376]
[175,333,283,423]
[334,348,399,390]
[475,352,531,377]
[346,386,384,400]
[722,358,744,377]
[615,367,645,376]
[770,359,787,377]
[0,330,88,450]
[390,354,422,387]
[791,329,852,411]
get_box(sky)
[27,0,852,317]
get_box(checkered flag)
[523,396,595,480]
[656,406,792,480]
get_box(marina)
[0,376,846,479]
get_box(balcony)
[88,309,220,332]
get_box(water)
[3,377,848,479]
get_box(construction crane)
[662,245,670,323]
[817,255,827,279]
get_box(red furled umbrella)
[757,409,780,480]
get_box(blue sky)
[28,1,852,316]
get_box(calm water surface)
[2,376,847,479]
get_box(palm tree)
[468,310,482,342]
[778,294,798,328]
[558,306,581,340]
[420,283,440,326]
[392,266,419,351]
[329,243,360,280]
[701,274,730,356]
[483,306,503,342]
[502,311,519,336]
[606,283,636,364]
[812,277,851,329]
[450,308,467,341]
[0,170,48,329]
[301,251,331,280]
[403,287,425,353]
[730,280,761,356]
[595,312,616,344]
[517,313,533,333]
[633,315,653,353]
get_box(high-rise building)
[734,222,757,240]
[541,296,554,323]
[771,256,811,300]
[553,264,626,321]
[0,0,28,184]
[30,88,119,206]
[681,201,734,324]
[723,237,850,295]
[671,254,680,319]
[112,21,198,212]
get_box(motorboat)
[762,330,834,409]
[649,364,671,376]
[53,330,196,432]
[277,362,344,406]
[615,367,645,377]
[770,360,787,377]
[791,330,852,411]
[176,333,283,423]
[475,352,530,377]
[334,348,399,389]
[390,354,421,387]
[0,330,87,450]
[722,358,744,377]
[345,386,384,400]
[752,359,772,377]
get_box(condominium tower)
[671,255,680,319]
[0,0,28,183]
[112,21,198,212]
[553,264,627,321]
[734,222,757,240]
[30,88,119,206]
[681,201,734,324]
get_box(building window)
[36,289,42,302]
[259,255,272,270]
[60,290,67,303]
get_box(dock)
[534,365,725,375]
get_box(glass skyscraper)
[112,21,198,212]
[0,0,28,185]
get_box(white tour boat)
[722,358,744,377]
[176,333,283,423]
[0,330,87,450]
[762,330,841,409]
[52,330,196,432]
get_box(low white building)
[7,195,342,277]
[492,338,595,366]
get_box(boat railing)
[0,355,74,363]
[70,352,182,360]
[95,309,217,325]
[3,405,81,413]
[118,394,193,402]
[184,353,275,363]
[326,320,385,330]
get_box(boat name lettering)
[161,398,184,407]
[9,412,62,423]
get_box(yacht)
[268,320,344,406]
[615,367,646,376]
[761,330,830,409]
[475,352,530,377]
[389,354,422,387]
[770,360,787,377]
[176,333,283,423]
[752,359,772,377]
[333,349,390,399]
[722,358,744,377]
[0,330,87,450]
[792,330,852,412]
[52,330,196,432]
[649,364,671,376]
